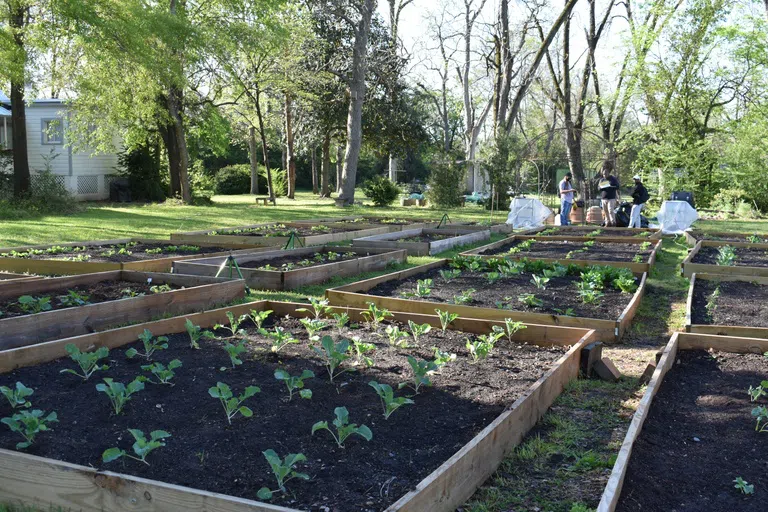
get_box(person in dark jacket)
[629,175,649,228]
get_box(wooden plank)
[616,273,648,339]
[681,240,768,278]
[352,229,490,257]
[0,272,40,281]
[0,270,123,299]
[171,224,395,248]
[677,331,768,353]
[684,273,696,332]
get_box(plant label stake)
[283,232,305,250]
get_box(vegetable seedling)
[752,405,768,433]
[126,329,168,359]
[518,293,543,308]
[399,356,438,394]
[435,309,459,333]
[613,275,638,294]
[296,297,333,321]
[466,332,504,362]
[1,409,58,449]
[408,320,432,344]
[361,302,392,328]
[96,377,145,415]
[499,318,527,343]
[214,311,248,338]
[349,337,375,367]
[385,325,410,347]
[102,429,171,466]
[256,450,310,500]
[149,284,172,294]
[369,381,415,419]
[17,295,52,314]
[0,382,33,409]
[311,406,372,448]
[57,289,90,307]
[734,477,754,495]
[141,359,182,385]
[748,381,768,402]
[299,318,328,340]
[274,369,314,400]
[716,245,736,266]
[261,326,299,353]
[208,382,261,424]
[530,275,550,290]
[223,339,247,368]
[453,289,475,305]
[331,312,350,333]
[439,269,461,282]
[433,348,457,368]
[185,319,215,349]
[312,336,351,382]
[60,344,109,380]
[249,309,273,330]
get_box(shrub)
[118,145,167,202]
[213,164,286,197]
[362,175,401,206]
[427,158,466,208]
[710,188,749,214]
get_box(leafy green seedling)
[530,275,550,290]
[249,309,273,330]
[185,319,215,349]
[578,288,604,304]
[399,356,438,394]
[466,331,504,362]
[518,293,543,307]
[102,429,171,465]
[260,326,299,353]
[385,325,410,347]
[313,336,351,382]
[214,311,248,338]
[583,240,595,248]
[299,318,328,340]
[439,269,461,282]
[734,477,754,495]
[96,377,145,415]
[498,318,527,343]
[435,309,459,333]
[613,275,638,293]
[149,284,172,294]
[349,337,375,367]
[311,406,372,448]
[369,381,414,419]
[331,312,350,333]
[60,344,109,380]
[632,254,644,263]
[748,381,768,402]
[433,348,457,368]
[17,295,52,314]
[1,409,58,449]
[141,359,182,385]
[752,405,768,433]
[453,289,475,305]
[553,307,576,316]
[542,264,568,279]
[57,290,90,307]
[0,382,33,409]
[361,302,393,328]
[126,329,168,359]
[415,279,433,297]
[223,339,247,368]
[256,450,310,500]
[274,369,314,400]
[639,241,652,250]
[208,382,260,424]
[296,297,333,320]
[485,272,502,284]
[408,320,432,344]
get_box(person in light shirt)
[597,167,620,227]
[558,172,575,225]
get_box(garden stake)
[283,232,305,250]
[437,213,452,229]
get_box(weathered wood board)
[351,228,491,257]
[681,239,768,278]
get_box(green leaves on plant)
[249,309,273,330]
[311,406,372,448]
[141,359,182,385]
[407,320,432,344]
[214,311,248,337]
[102,429,171,465]
[256,449,309,500]
[126,329,168,359]
[1,409,58,449]
[518,293,543,307]
[466,331,504,362]
[312,336,351,382]
[399,356,438,394]
[453,289,475,305]
[349,337,375,367]
[369,381,414,419]
[223,339,247,368]
[385,325,410,347]
[613,275,638,294]
[530,275,550,290]
[752,405,768,433]
[274,369,314,401]
[259,326,299,353]
[331,312,350,333]
[296,297,333,320]
[16,295,52,314]
[208,382,260,424]
[299,318,328,340]
[717,245,736,266]
[185,319,214,349]
[96,377,145,415]
[435,309,459,333]
[60,344,109,380]
[439,269,461,282]
[361,302,393,328]
[57,290,90,307]
[734,477,755,495]
[498,318,527,343]
[0,382,33,409]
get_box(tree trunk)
[321,133,331,197]
[162,87,191,202]
[285,92,296,198]
[388,155,398,182]
[337,0,377,206]
[10,5,30,198]
[311,146,318,194]
[248,125,259,195]
[336,144,343,195]
[255,85,276,204]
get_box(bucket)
[586,206,603,225]
[570,205,585,223]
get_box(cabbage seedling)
[96,377,145,415]
[185,319,215,349]
[748,381,768,402]
[0,382,33,409]
[17,295,52,314]
[752,405,768,432]
[433,348,457,368]
[399,356,438,394]
[57,290,90,307]
[311,406,372,448]
[214,311,248,338]
[126,329,168,359]
[734,477,755,495]
[716,245,736,266]
[349,337,375,367]
[530,275,550,290]
[102,429,171,465]
[261,326,299,353]
[361,302,393,328]
[435,309,459,333]
[613,275,638,294]
[453,289,475,305]
[149,284,172,294]
[223,339,247,368]
[369,381,414,419]
[208,382,261,424]
[385,325,410,347]
[499,319,527,343]
[60,344,109,380]
[249,309,273,330]
[408,320,432,344]
[1,409,58,449]
[274,369,314,400]
[141,359,182,385]
[256,450,310,500]
[299,318,328,339]
[518,293,543,308]
[439,269,461,282]
[313,336,351,382]
[296,297,333,320]
[331,312,350,333]
[465,332,503,362]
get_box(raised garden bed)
[461,236,660,274]
[352,228,490,256]
[171,222,394,247]
[0,238,261,275]
[0,272,39,282]
[172,246,407,290]
[685,272,768,339]
[682,240,768,278]
[0,300,594,512]
[291,216,440,231]
[0,271,245,350]
[683,229,767,246]
[326,258,646,342]
[598,332,768,512]
[524,226,661,242]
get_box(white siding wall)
[25,104,70,176]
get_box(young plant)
[465,332,504,362]
[17,295,52,314]
[734,477,755,495]
[361,302,393,328]
[716,245,736,266]
[485,272,502,284]
[439,269,461,282]
[632,254,644,263]
[223,339,247,368]
[385,325,410,347]
[102,429,171,466]
[96,377,145,415]
[399,356,438,394]
[149,284,172,294]
[369,381,414,419]
[274,369,314,400]
[256,450,310,500]
[126,329,168,359]
[1,409,58,449]
[299,318,328,339]
[208,382,261,424]
[499,318,527,343]
[141,359,182,385]
[578,288,604,304]
[349,337,375,367]
[435,309,459,333]
[214,311,248,338]
[60,344,109,380]
[432,348,457,368]
[311,406,372,448]
[453,289,475,305]
[261,326,299,353]
[518,293,543,308]
[331,312,350,333]
[530,274,550,290]
[0,382,33,409]
[747,235,762,244]
[748,380,768,402]
[639,241,652,250]
[542,264,568,279]
[583,240,596,248]
[706,286,721,320]
[296,297,333,321]
[407,320,432,344]
[312,336,351,382]
[553,307,577,317]
[415,279,433,297]
[185,319,215,349]
[249,309,273,330]
[752,405,768,433]
[613,275,638,294]
[57,290,90,307]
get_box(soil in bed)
[533,227,653,238]
[691,279,768,328]
[0,316,568,512]
[0,280,178,318]
[397,233,455,243]
[334,217,430,226]
[616,350,768,512]
[0,242,232,263]
[213,224,371,237]
[693,245,768,266]
[238,249,360,270]
[478,239,652,262]
[688,230,766,243]
[365,266,636,320]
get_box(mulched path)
[691,279,768,328]
[0,316,567,512]
[477,239,652,262]
[693,246,768,266]
[616,350,768,512]
[0,242,232,263]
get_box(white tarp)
[507,197,553,229]
[657,200,698,234]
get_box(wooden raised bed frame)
[0,271,245,351]
[525,225,662,241]
[460,236,661,274]
[0,300,595,512]
[172,246,407,290]
[325,259,646,342]
[684,272,768,339]
[352,228,491,256]
[0,238,264,275]
[290,216,441,231]
[683,229,766,246]
[597,331,768,512]
[0,272,39,282]
[681,239,768,278]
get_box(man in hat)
[629,174,650,228]
[558,172,576,225]
[597,167,620,227]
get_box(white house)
[0,92,120,200]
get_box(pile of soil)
[533,228,653,238]
[691,279,768,327]
[479,239,652,262]
[0,315,567,511]
[240,250,360,270]
[1,243,231,263]
[688,230,765,243]
[0,280,178,318]
[366,267,636,320]
[693,246,768,266]
[616,350,768,512]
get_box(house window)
[42,118,64,145]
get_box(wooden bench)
[254,196,270,206]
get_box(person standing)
[558,172,575,225]
[629,174,649,228]
[597,167,620,227]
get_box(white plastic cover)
[506,197,553,229]
[657,200,698,234]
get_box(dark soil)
[336,217,430,226]
[478,239,653,262]
[688,230,766,243]
[365,266,636,320]
[0,315,567,512]
[616,350,768,512]
[693,246,768,266]
[215,224,369,237]
[239,249,359,270]
[0,280,177,318]
[534,227,653,238]
[0,242,232,263]
[691,279,768,328]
